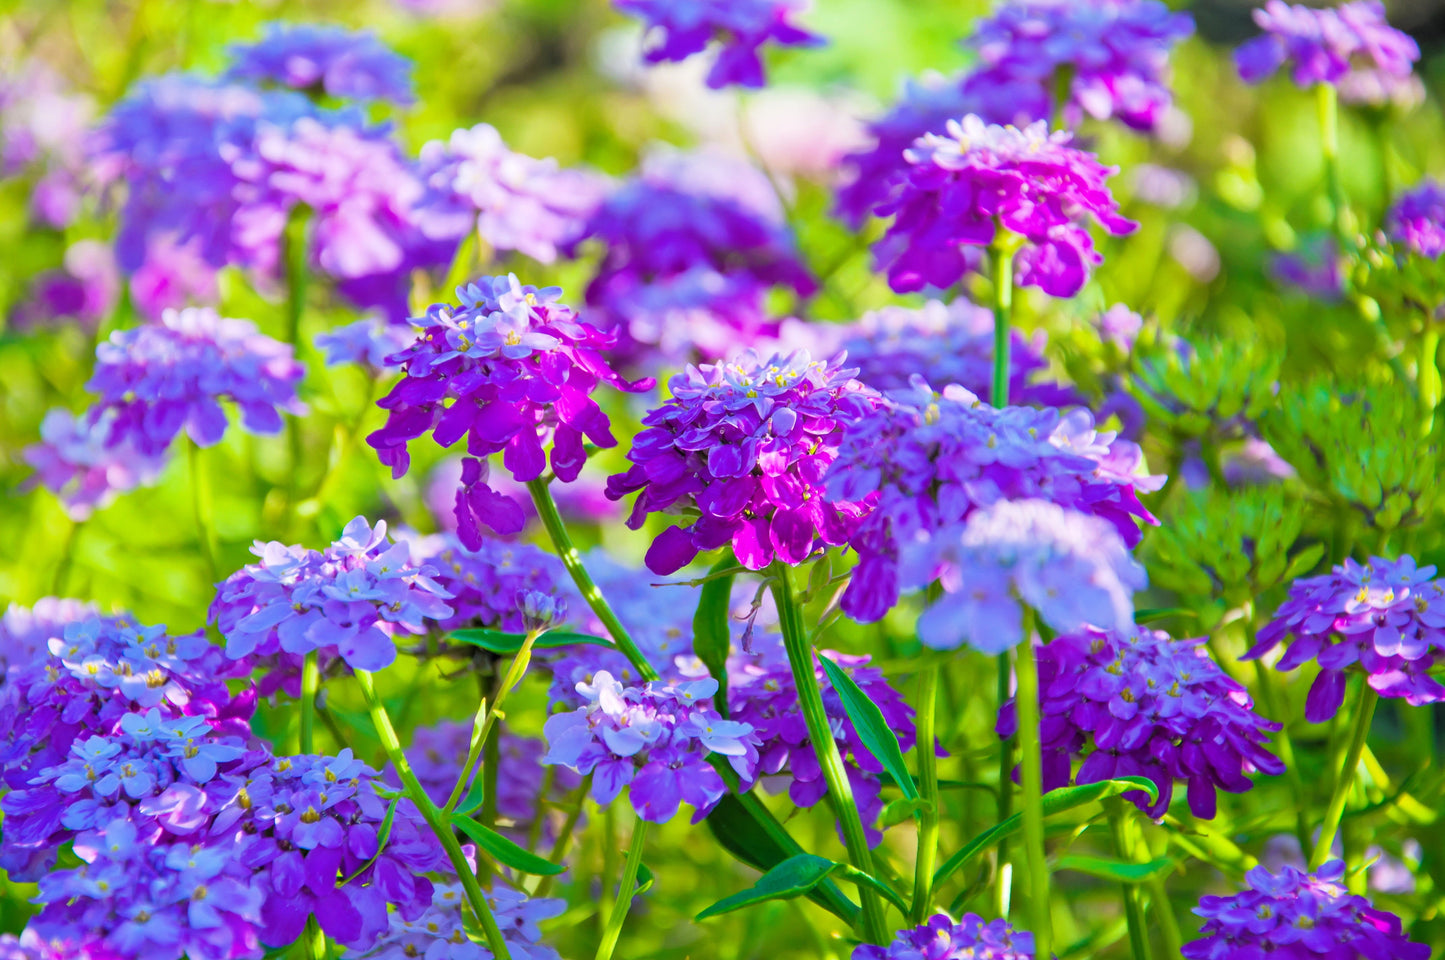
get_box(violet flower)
[999,626,1283,819]
[225,23,416,104]
[606,350,880,575]
[1184,861,1429,960]
[7,241,118,334]
[85,306,306,456]
[873,116,1136,296]
[854,913,1035,960]
[361,877,565,960]
[613,0,824,89]
[366,275,651,547]
[408,532,566,635]
[1234,1,1419,89]
[211,516,454,674]
[0,930,122,960]
[315,316,415,372]
[1247,555,1445,722]
[23,409,168,520]
[1386,179,1445,260]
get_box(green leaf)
[836,865,910,916]
[696,854,841,920]
[449,629,611,654]
[880,797,933,828]
[1282,542,1326,582]
[341,793,401,885]
[692,555,737,719]
[1133,607,1199,624]
[817,653,919,800]
[703,793,858,924]
[450,816,564,875]
[456,769,486,817]
[933,777,1159,888]
[1055,854,1175,884]
[635,861,655,897]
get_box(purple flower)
[824,379,1160,622]
[23,409,168,520]
[873,116,1136,297]
[1386,178,1445,260]
[607,350,880,574]
[85,306,305,456]
[415,124,610,263]
[1246,555,1445,723]
[225,22,415,104]
[854,913,1035,960]
[211,516,454,674]
[909,499,1146,654]
[0,930,122,960]
[1184,861,1429,960]
[407,532,566,635]
[0,62,92,228]
[1271,236,1345,300]
[315,315,415,372]
[365,877,565,960]
[0,597,100,683]
[542,671,758,822]
[1234,1,1419,90]
[367,276,651,545]
[7,241,118,333]
[1096,303,1144,354]
[613,0,824,89]
[574,149,816,369]
[127,236,220,321]
[999,626,1283,819]
[962,0,1194,133]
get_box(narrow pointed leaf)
[1133,607,1198,624]
[456,768,487,817]
[450,815,564,875]
[817,653,919,800]
[1055,854,1175,884]
[696,854,841,920]
[693,555,737,719]
[450,629,611,654]
[340,793,401,886]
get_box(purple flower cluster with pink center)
[1386,178,1445,260]
[1234,1,1419,90]
[225,23,415,104]
[1246,555,1445,722]
[613,0,824,89]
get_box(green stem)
[51,516,81,596]
[443,227,480,296]
[771,564,889,944]
[1147,873,1185,960]
[526,479,659,682]
[283,208,309,525]
[910,664,941,924]
[187,438,220,583]
[444,630,541,813]
[1419,329,1440,435]
[527,766,557,854]
[303,916,327,960]
[1309,681,1378,870]
[1106,799,1152,960]
[595,819,649,960]
[536,774,593,898]
[354,670,511,960]
[1014,618,1051,958]
[1250,660,1310,854]
[994,652,1014,919]
[1316,83,1350,247]
[300,652,320,755]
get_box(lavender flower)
[1235,1,1419,90]
[409,533,566,635]
[542,671,758,823]
[358,877,565,960]
[854,913,1035,960]
[23,409,168,520]
[908,499,1146,653]
[613,0,824,89]
[606,350,879,575]
[1386,179,1445,260]
[1271,236,1344,300]
[127,236,220,321]
[824,380,1160,622]
[1247,556,1445,722]
[0,597,100,683]
[367,276,651,546]
[85,306,305,456]
[1184,861,1429,960]
[873,116,1136,296]
[315,316,415,372]
[963,0,1194,133]
[0,62,92,228]
[212,516,454,674]
[225,23,415,104]
[415,124,610,263]
[1000,626,1283,818]
[0,930,121,960]
[7,241,118,333]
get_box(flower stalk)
[596,819,650,960]
[1309,680,1378,871]
[909,663,941,924]
[1013,614,1051,958]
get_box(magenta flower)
[613,0,824,89]
[0,930,122,960]
[7,241,118,334]
[1386,178,1445,260]
[855,914,1035,960]
[1184,861,1429,960]
[1246,555,1445,722]
[23,409,168,520]
[225,22,415,104]
[873,116,1136,296]
[367,276,651,547]
[606,350,880,574]
[1234,1,1419,89]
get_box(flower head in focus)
[225,22,415,104]
[365,877,566,960]
[1386,178,1445,261]
[873,116,1136,296]
[407,532,566,636]
[606,350,879,574]
[1247,555,1445,722]
[367,276,652,547]
[613,0,824,89]
[1234,1,1419,89]
[85,306,306,456]
[1183,861,1429,960]
[23,409,168,520]
[853,913,1035,960]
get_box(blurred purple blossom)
[365,877,565,960]
[23,409,168,519]
[226,23,416,104]
[1386,178,1445,260]
[613,0,824,89]
[8,241,118,333]
[1234,1,1419,90]
[1271,236,1344,300]
[315,315,415,372]
[0,62,92,228]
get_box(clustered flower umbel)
[315,315,415,373]
[854,913,1036,960]
[963,0,1195,133]
[613,0,824,89]
[874,116,1137,297]
[23,409,168,520]
[1386,179,1445,260]
[1246,556,1445,722]
[415,123,610,264]
[607,350,879,575]
[364,877,565,960]
[84,307,305,457]
[224,22,416,104]
[0,929,121,960]
[906,498,1147,653]
[1234,1,1420,90]
[1183,861,1430,960]
[408,533,566,635]
[368,275,652,547]
[211,516,454,675]
[1000,626,1283,819]
[824,379,1160,622]
[542,672,759,823]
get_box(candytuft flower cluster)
[613,0,823,89]
[1234,1,1420,89]
[225,22,416,104]
[854,913,1035,960]
[1386,178,1445,260]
